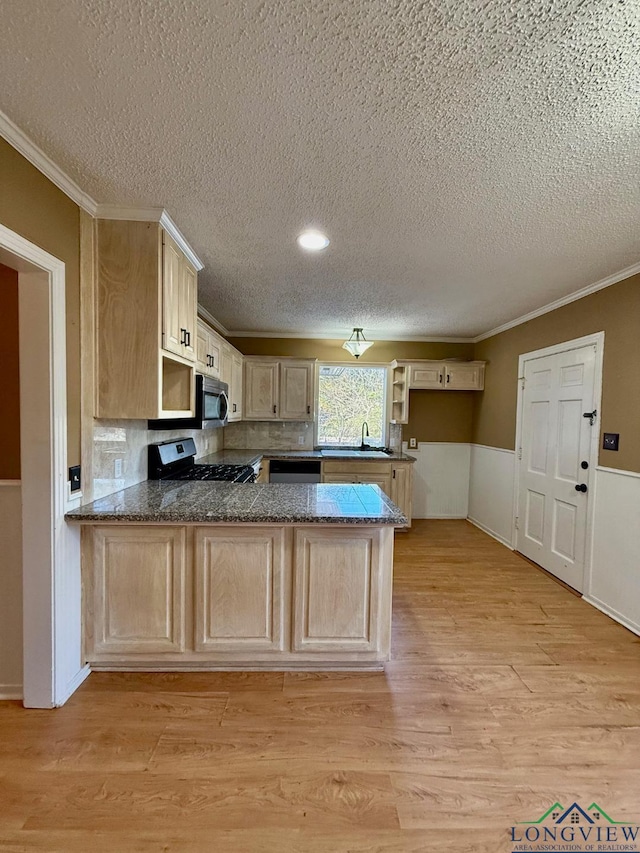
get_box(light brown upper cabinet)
[409,360,485,391]
[162,232,197,362]
[244,358,316,421]
[196,319,222,378]
[229,350,244,421]
[96,219,196,419]
[219,337,244,422]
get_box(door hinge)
[515,516,519,530]
[517,447,523,460]
[519,376,525,390]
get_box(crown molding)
[0,109,99,215]
[197,304,230,336]
[0,112,204,271]
[96,204,203,270]
[474,261,640,343]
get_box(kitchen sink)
[321,449,391,458]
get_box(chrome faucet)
[360,421,370,450]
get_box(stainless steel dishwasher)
[269,459,322,484]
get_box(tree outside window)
[317,365,387,447]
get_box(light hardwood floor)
[1,520,639,852]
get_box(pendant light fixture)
[342,328,373,359]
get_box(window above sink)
[316,364,387,449]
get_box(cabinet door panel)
[196,323,210,375]
[195,527,287,651]
[391,464,412,527]
[410,364,443,389]
[357,474,392,497]
[230,352,243,420]
[180,260,197,361]
[280,362,314,420]
[294,528,380,652]
[244,361,279,419]
[445,362,485,390]
[93,526,186,654]
[162,235,183,357]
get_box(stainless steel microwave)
[148,374,229,430]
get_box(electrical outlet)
[298,435,305,445]
[114,458,123,478]
[409,438,417,449]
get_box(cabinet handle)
[273,405,277,414]
[439,373,443,384]
[186,330,191,347]
[446,373,450,384]
[233,403,237,412]
[307,405,310,414]
[180,327,187,345]
[392,470,396,479]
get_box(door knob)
[575,483,588,493]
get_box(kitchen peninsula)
[67,478,406,672]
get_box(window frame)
[314,361,391,449]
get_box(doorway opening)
[0,223,86,708]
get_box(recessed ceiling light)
[297,229,330,251]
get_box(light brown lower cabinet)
[194,527,288,652]
[293,527,385,654]
[83,523,395,670]
[88,526,188,656]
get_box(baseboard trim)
[420,513,469,520]
[56,664,91,707]
[582,595,640,638]
[0,684,23,700]
[467,516,514,550]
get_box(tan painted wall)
[229,337,475,363]
[472,273,640,473]
[0,139,81,471]
[230,337,476,443]
[0,264,20,479]
[406,391,474,443]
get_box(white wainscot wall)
[585,467,640,636]
[468,444,516,548]
[0,481,23,698]
[408,442,471,519]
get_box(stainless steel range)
[148,438,256,483]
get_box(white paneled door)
[517,343,597,591]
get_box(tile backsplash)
[223,421,314,450]
[92,418,394,501]
[92,420,223,500]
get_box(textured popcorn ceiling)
[1,0,639,337]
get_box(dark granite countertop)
[65,481,407,525]
[198,448,416,465]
